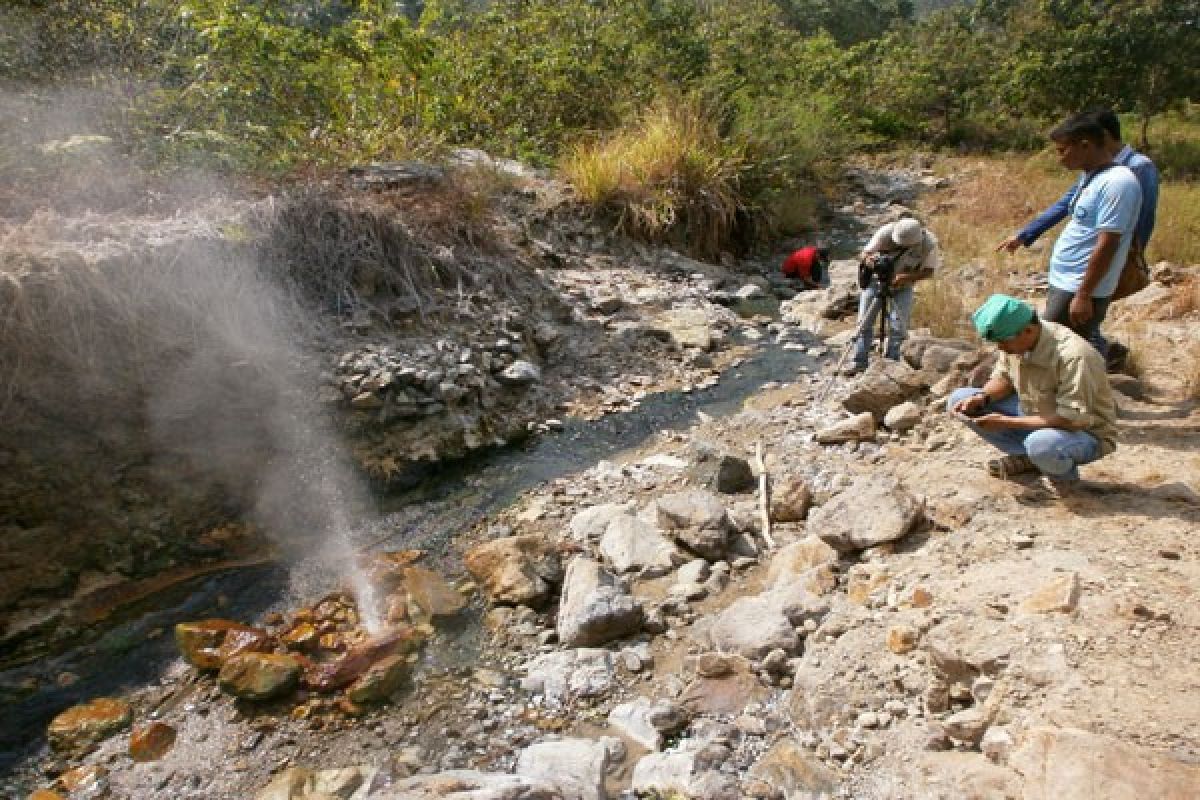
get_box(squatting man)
[948,294,1117,489]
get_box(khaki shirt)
[863,223,941,275]
[989,320,1118,454]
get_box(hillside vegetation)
[1,0,1197,254]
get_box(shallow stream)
[0,335,818,781]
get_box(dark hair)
[1085,108,1121,142]
[1049,113,1106,145]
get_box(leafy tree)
[156,0,434,167]
[774,0,914,45]
[1003,0,1200,145]
[0,0,178,86]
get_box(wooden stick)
[755,440,775,550]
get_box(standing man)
[780,244,829,290]
[997,110,1155,366]
[844,217,939,375]
[948,294,1116,488]
[999,109,1158,258]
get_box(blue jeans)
[854,282,914,367]
[947,387,1101,482]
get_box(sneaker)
[1040,476,1105,499]
[986,454,1038,480]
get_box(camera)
[857,251,900,292]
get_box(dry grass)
[1184,343,1200,401]
[925,152,1199,273]
[919,153,1063,281]
[1164,277,1200,318]
[1148,182,1200,267]
[913,155,1063,336]
[911,276,970,339]
[0,186,540,425]
[560,98,744,259]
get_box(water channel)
[0,331,819,783]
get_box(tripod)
[820,277,892,402]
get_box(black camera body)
[857,251,900,292]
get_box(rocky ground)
[6,160,1200,800]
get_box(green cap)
[972,294,1034,342]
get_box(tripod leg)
[878,294,889,360]
[818,286,886,402]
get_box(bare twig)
[754,440,775,551]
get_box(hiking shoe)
[986,454,1037,480]
[1105,341,1129,374]
[840,362,867,377]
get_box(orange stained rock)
[129,721,177,762]
[282,622,319,650]
[174,619,271,670]
[57,765,107,793]
[47,698,131,752]
[910,587,934,608]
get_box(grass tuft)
[1184,343,1200,402]
[560,98,744,260]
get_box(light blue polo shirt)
[1049,165,1141,298]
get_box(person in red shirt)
[781,245,829,289]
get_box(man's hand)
[996,236,1023,254]
[972,413,1013,429]
[1068,292,1094,326]
[891,272,915,288]
[952,393,987,417]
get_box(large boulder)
[609,698,690,751]
[748,739,839,800]
[1009,726,1200,800]
[808,475,923,553]
[764,536,839,587]
[901,336,977,373]
[685,444,755,494]
[521,649,616,707]
[556,557,643,647]
[631,740,740,800]
[382,770,563,799]
[218,652,303,701]
[598,514,686,575]
[840,359,928,419]
[649,308,720,351]
[568,503,635,544]
[255,766,379,800]
[706,584,828,659]
[815,411,876,444]
[464,534,562,608]
[516,739,610,800]
[653,490,734,560]
[401,566,467,620]
[770,476,812,523]
[175,619,272,671]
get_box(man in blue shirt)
[999,110,1158,255]
[998,110,1158,367]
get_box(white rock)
[516,738,609,800]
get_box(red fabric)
[782,246,819,281]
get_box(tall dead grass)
[560,98,744,260]
[1184,344,1200,401]
[1149,182,1200,267]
